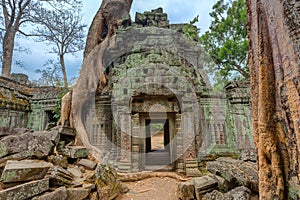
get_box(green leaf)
[199,0,249,88]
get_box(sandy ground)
[117,176,181,200]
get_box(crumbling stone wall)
[0,77,30,128]
[27,86,61,130]
[0,76,61,131]
[83,8,254,174]
[247,0,300,199]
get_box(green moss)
[1,171,17,182]
[0,142,8,158]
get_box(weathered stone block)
[192,175,218,200]
[47,155,68,168]
[58,127,76,137]
[1,160,53,183]
[33,131,60,145]
[78,159,97,170]
[83,183,96,190]
[0,178,49,200]
[206,157,258,192]
[0,132,54,159]
[208,174,229,192]
[178,181,195,200]
[58,146,88,159]
[96,164,121,200]
[67,166,83,178]
[202,186,251,200]
[46,166,74,186]
[66,188,90,200]
[32,186,67,200]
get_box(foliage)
[199,0,249,84]
[52,87,69,121]
[183,15,200,42]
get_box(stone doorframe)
[131,112,176,172]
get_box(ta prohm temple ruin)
[0,8,254,177]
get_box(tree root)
[117,171,190,182]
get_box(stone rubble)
[206,157,258,192]
[0,127,123,200]
[1,160,53,183]
[178,157,259,200]
[0,178,50,200]
[202,186,251,200]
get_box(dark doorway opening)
[44,110,57,130]
[145,119,170,166]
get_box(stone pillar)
[182,101,201,177]
[131,113,140,172]
[118,110,132,173]
[175,113,184,174]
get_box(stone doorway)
[145,119,170,166]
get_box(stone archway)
[86,25,212,175]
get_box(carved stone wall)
[83,10,254,174]
[0,76,61,131]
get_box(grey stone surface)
[208,174,229,192]
[201,190,224,200]
[0,131,54,159]
[58,127,76,137]
[1,160,53,183]
[32,186,67,200]
[46,166,74,186]
[178,181,195,200]
[78,159,97,170]
[82,183,96,190]
[202,186,251,200]
[239,149,257,162]
[0,178,49,200]
[34,131,60,145]
[67,166,83,178]
[58,146,88,159]
[66,188,90,200]
[192,175,219,200]
[0,127,32,138]
[95,164,121,200]
[47,155,68,168]
[206,157,258,192]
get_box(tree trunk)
[247,0,300,199]
[59,54,68,88]
[1,29,16,78]
[66,0,133,159]
[83,0,132,58]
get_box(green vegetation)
[183,0,249,89]
[52,88,69,122]
[199,0,249,85]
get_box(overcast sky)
[10,0,216,81]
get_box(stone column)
[182,100,201,177]
[175,113,184,174]
[118,109,132,173]
[131,113,140,172]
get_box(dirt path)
[117,175,181,200]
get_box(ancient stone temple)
[0,74,61,130]
[83,8,254,175]
[0,8,254,176]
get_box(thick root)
[118,171,190,182]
